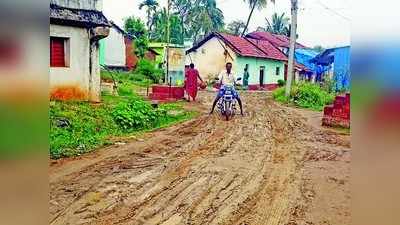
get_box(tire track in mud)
[50,92,350,225]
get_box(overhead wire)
[314,0,350,21]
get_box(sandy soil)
[50,91,350,225]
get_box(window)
[50,37,69,67]
[201,48,206,54]
[276,67,280,76]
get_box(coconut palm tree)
[150,8,183,44]
[171,0,192,40]
[241,0,275,36]
[139,0,159,33]
[265,12,290,36]
[187,0,224,42]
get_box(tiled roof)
[50,3,111,28]
[186,32,286,61]
[218,33,274,59]
[246,38,288,61]
[246,31,307,49]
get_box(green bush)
[50,97,196,159]
[272,87,289,103]
[134,59,163,83]
[112,98,167,131]
[129,73,148,82]
[273,82,334,111]
[277,79,286,87]
[117,83,133,96]
[321,76,336,94]
[50,102,120,159]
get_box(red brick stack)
[322,93,350,128]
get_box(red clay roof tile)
[246,31,307,49]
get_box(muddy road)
[50,92,350,225]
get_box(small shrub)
[273,82,334,111]
[272,87,289,103]
[129,73,148,82]
[293,83,334,110]
[321,76,336,93]
[117,83,133,96]
[112,98,167,131]
[134,59,163,83]
[277,79,286,87]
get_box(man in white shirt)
[209,62,244,116]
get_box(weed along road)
[50,91,350,225]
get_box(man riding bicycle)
[209,62,244,116]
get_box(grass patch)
[50,95,197,159]
[273,82,335,111]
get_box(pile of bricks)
[322,93,350,128]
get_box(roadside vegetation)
[273,81,335,111]
[51,62,194,159]
[50,94,197,159]
[101,58,163,88]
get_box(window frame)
[276,66,280,76]
[50,36,70,68]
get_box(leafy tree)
[141,0,224,43]
[226,20,247,35]
[138,0,159,33]
[134,59,163,83]
[265,12,290,36]
[150,8,183,44]
[124,16,149,58]
[242,0,274,36]
[187,0,224,42]
[171,0,193,41]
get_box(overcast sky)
[103,0,350,48]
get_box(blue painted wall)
[333,47,350,91]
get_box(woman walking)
[184,63,203,102]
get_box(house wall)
[187,37,237,81]
[125,38,137,70]
[236,56,285,89]
[50,24,101,102]
[151,47,164,64]
[99,39,105,65]
[333,47,350,90]
[103,26,126,67]
[125,39,157,70]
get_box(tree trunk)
[241,0,257,37]
[147,9,151,38]
[285,0,298,97]
[181,15,185,44]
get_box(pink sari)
[185,68,200,101]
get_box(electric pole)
[166,0,171,84]
[285,0,298,97]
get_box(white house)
[50,0,110,102]
[100,22,128,69]
[186,32,288,90]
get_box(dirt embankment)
[50,92,350,225]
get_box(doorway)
[259,66,265,88]
[284,64,288,81]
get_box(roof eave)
[50,18,110,28]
